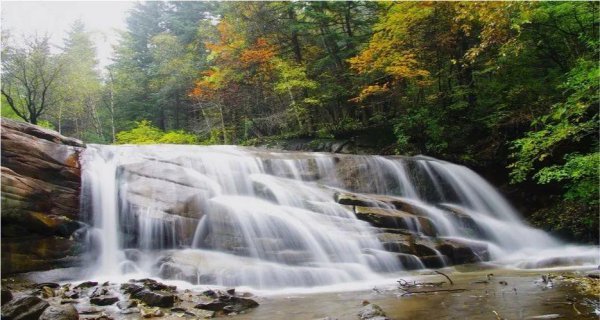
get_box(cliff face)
[1,118,86,275]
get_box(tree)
[1,34,64,124]
[53,20,103,140]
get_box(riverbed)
[233,268,599,320]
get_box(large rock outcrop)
[334,190,491,269]
[1,118,86,274]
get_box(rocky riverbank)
[2,268,598,319]
[1,277,260,319]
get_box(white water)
[80,145,599,290]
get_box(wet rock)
[77,306,101,314]
[120,307,140,315]
[377,233,414,254]
[2,288,13,305]
[41,286,55,298]
[60,299,78,304]
[39,304,79,320]
[90,287,110,298]
[413,242,438,257]
[436,238,489,265]
[120,282,144,294]
[74,281,98,289]
[226,288,235,295]
[437,204,484,237]
[194,300,226,312]
[90,295,119,306]
[419,255,449,269]
[132,289,175,308]
[1,295,49,320]
[195,295,259,314]
[334,192,379,207]
[62,290,79,299]
[117,300,137,310]
[382,241,413,254]
[201,289,218,298]
[132,278,176,292]
[358,303,389,320]
[395,253,424,270]
[354,206,437,236]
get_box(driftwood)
[397,271,466,296]
[434,270,454,285]
[397,279,445,288]
[399,288,467,296]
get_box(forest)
[1,1,598,242]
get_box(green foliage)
[535,153,599,205]
[509,57,599,205]
[36,120,55,130]
[115,120,164,144]
[115,120,197,144]
[159,131,198,144]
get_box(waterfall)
[81,145,598,289]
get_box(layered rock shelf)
[1,118,86,274]
[334,191,491,269]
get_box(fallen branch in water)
[434,270,454,285]
[572,303,581,315]
[399,288,467,296]
[492,310,503,320]
[397,279,445,288]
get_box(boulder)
[354,206,437,236]
[419,255,449,269]
[117,300,137,310]
[74,281,97,289]
[62,291,79,299]
[39,304,79,320]
[2,288,13,305]
[1,118,85,275]
[395,253,424,270]
[130,278,176,292]
[90,295,119,306]
[1,295,49,320]
[132,289,175,308]
[120,282,144,295]
[358,303,389,320]
[436,238,490,265]
[195,295,259,315]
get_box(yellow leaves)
[190,68,225,100]
[351,84,390,103]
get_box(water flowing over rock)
[1,118,86,275]
[80,144,599,289]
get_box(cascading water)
[80,145,598,290]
